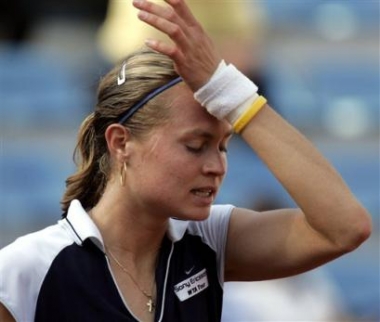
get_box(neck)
[89,197,168,266]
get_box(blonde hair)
[61,47,178,213]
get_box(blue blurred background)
[0,0,379,321]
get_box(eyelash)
[220,146,228,153]
[186,146,203,154]
[186,145,228,154]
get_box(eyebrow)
[183,128,233,140]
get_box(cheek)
[155,154,193,187]
[135,159,194,210]
[138,149,192,189]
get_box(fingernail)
[145,39,155,46]
[138,10,148,19]
[133,0,142,5]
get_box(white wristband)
[194,60,259,122]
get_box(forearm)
[241,104,371,250]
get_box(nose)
[202,152,227,177]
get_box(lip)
[191,186,217,194]
[190,186,217,205]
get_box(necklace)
[106,248,156,313]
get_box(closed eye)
[182,128,232,155]
[186,144,228,154]
[186,145,205,154]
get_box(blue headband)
[118,76,183,124]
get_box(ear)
[105,124,133,161]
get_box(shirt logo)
[184,265,195,275]
[174,268,209,302]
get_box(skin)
[130,0,372,279]
[0,0,372,321]
[0,305,13,322]
[88,86,232,321]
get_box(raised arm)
[132,0,372,281]
[224,105,371,280]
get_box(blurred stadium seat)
[0,43,89,130]
[0,142,75,229]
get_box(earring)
[120,161,127,186]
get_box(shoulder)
[189,204,235,236]
[186,204,235,251]
[210,204,235,218]
[0,223,72,269]
[0,223,74,322]
[168,204,235,243]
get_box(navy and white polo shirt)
[0,200,233,321]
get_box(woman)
[0,0,371,321]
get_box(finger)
[133,0,196,37]
[133,0,196,25]
[137,10,190,50]
[164,0,199,27]
[144,38,184,62]
[133,0,180,25]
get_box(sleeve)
[0,237,40,322]
[0,225,70,322]
[188,204,235,287]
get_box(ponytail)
[61,112,109,214]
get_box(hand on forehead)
[132,0,222,92]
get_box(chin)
[174,205,211,222]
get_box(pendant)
[147,298,155,313]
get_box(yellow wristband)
[233,95,267,134]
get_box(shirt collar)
[62,199,190,249]
[63,199,105,252]
[167,218,188,242]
